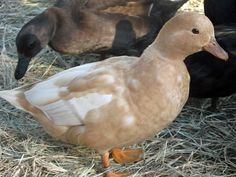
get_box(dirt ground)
[1,0,236,176]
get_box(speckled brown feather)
[100,2,150,17]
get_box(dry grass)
[1,0,236,176]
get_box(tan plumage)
[0,12,228,176]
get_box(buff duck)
[15,0,188,80]
[1,12,228,176]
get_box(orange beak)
[203,37,229,60]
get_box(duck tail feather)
[0,83,35,111]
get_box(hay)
[1,0,236,176]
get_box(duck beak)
[203,37,229,60]
[14,56,30,80]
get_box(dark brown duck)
[15,0,187,80]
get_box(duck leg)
[111,148,143,164]
[101,152,129,177]
[211,97,218,110]
[207,97,219,111]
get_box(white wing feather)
[23,62,114,126]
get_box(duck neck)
[142,40,187,62]
[42,8,58,41]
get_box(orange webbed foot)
[105,171,129,177]
[111,148,144,164]
[102,152,130,177]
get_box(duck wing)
[23,59,130,127]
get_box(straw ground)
[1,0,236,176]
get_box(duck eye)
[192,28,200,34]
[28,41,36,49]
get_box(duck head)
[15,9,56,80]
[153,12,229,61]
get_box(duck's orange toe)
[105,171,129,177]
[111,148,144,164]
